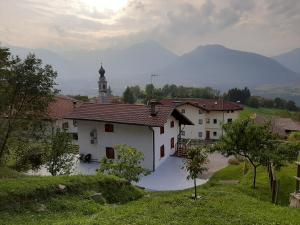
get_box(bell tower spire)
[98,62,108,103]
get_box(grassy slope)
[0,163,299,225]
[239,106,298,120]
[0,167,25,179]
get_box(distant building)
[98,64,112,103]
[254,115,300,138]
[160,98,243,140]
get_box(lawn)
[0,162,299,225]
[239,106,299,120]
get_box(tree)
[184,146,208,199]
[247,96,260,108]
[45,130,77,176]
[215,118,273,188]
[225,87,251,104]
[286,100,298,111]
[0,51,58,165]
[98,144,149,182]
[123,87,135,104]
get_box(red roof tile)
[160,98,243,111]
[65,103,193,127]
[47,95,82,119]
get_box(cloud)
[0,0,299,55]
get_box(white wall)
[54,119,78,144]
[153,116,179,168]
[176,104,241,140]
[77,120,154,170]
[177,104,206,140]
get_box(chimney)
[150,100,159,116]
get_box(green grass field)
[0,161,299,225]
[239,106,299,120]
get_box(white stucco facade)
[176,104,241,140]
[76,116,180,171]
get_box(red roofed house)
[160,98,243,140]
[65,101,193,171]
[47,95,82,143]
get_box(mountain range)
[6,41,300,98]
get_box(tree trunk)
[0,122,12,165]
[253,166,257,189]
[194,178,197,199]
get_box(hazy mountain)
[273,48,300,74]
[8,41,178,95]
[159,45,300,89]
[6,42,300,96]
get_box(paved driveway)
[136,157,207,191]
[136,153,228,191]
[27,153,228,192]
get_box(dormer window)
[181,109,185,114]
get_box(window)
[227,110,230,113]
[231,110,234,113]
[90,129,97,144]
[170,121,175,128]
[170,137,175,149]
[181,109,185,113]
[227,118,233,123]
[105,124,114,132]
[213,119,218,124]
[160,126,164,134]
[199,110,202,114]
[198,119,203,125]
[213,131,217,136]
[62,122,69,130]
[181,131,185,136]
[73,120,78,127]
[198,132,203,138]
[206,118,210,124]
[160,145,165,158]
[106,147,115,159]
[72,133,78,140]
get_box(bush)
[228,158,240,165]
[0,174,144,210]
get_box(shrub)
[228,158,240,165]
[0,174,144,210]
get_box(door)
[206,131,210,140]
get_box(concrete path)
[27,153,228,192]
[136,153,228,191]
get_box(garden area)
[0,161,299,225]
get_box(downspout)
[148,126,155,172]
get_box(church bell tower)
[98,63,108,103]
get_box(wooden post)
[296,162,300,193]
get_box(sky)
[0,0,300,56]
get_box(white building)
[47,95,82,143]
[160,99,243,140]
[65,102,193,171]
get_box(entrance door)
[206,131,210,140]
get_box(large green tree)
[0,48,58,165]
[215,118,274,188]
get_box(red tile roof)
[47,95,82,119]
[65,103,193,127]
[160,98,243,111]
[253,115,300,137]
